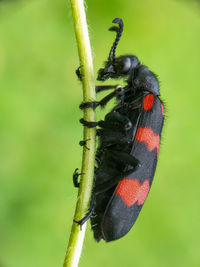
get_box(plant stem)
[63,1,96,267]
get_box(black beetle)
[74,18,164,242]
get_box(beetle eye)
[121,57,131,73]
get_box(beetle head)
[97,18,140,81]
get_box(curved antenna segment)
[108,18,124,62]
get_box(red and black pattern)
[97,94,164,241]
[74,18,165,242]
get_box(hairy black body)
[74,18,164,242]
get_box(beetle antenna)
[108,18,124,62]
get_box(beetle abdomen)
[100,95,164,241]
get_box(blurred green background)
[0,0,200,266]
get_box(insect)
[74,18,165,242]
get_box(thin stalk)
[63,0,96,267]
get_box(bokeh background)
[0,0,200,266]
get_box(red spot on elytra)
[135,127,160,157]
[142,94,154,110]
[116,179,150,207]
[161,103,164,116]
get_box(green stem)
[63,1,96,267]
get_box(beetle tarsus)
[76,65,83,81]
[73,168,84,188]
[73,207,93,228]
[80,118,98,128]
[74,195,96,228]
[79,139,91,150]
[79,101,99,110]
[95,84,120,93]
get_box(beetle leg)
[79,118,99,128]
[76,65,83,81]
[80,118,109,128]
[74,194,96,228]
[79,138,90,150]
[79,101,99,109]
[110,150,141,169]
[116,86,125,102]
[73,168,84,188]
[79,90,117,110]
[101,111,133,131]
[79,85,124,110]
[104,149,140,171]
[95,84,120,93]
